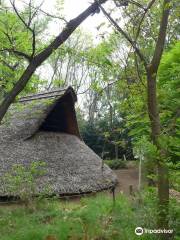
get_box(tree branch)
[10,0,36,59]
[98,3,147,68]
[19,0,68,24]
[134,0,156,41]
[10,0,30,30]
[129,0,146,9]
[0,59,19,71]
[150,0,171,72]
[0,49,31,62]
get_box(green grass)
[0,190,179,240]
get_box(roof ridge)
[19,88,67,101]
[18,87,76,103]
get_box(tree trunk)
[0,62,37,121]
[115,145,118,160]
[100,0,171,236]
[147,68,169,237]
[146,0,171,235]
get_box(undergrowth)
[0,190,179,240]
[105,159,127,169]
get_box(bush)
[1,161,50,207]
[168,162,180,192]
[105,159,127,169]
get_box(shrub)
[168,162,180,192]
[1,161,49,207]
[105,159,127,169]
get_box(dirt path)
[114,167,139,195]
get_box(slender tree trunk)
[145,0,171,234]
[99,0,171,236]
[115,145,118,160]
[147,71,161,142]
[147,68,169,237]
[0,62,37,120]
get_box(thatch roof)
[0,87,117,197]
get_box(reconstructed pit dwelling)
[0,87,117,197]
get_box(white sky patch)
[63,0,106,37]
[41,0,108,32]
[5,0,123,41]
[9,0,110,42]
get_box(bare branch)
[10,0,36,59]
[10,0,29,29]
[27,0,32,27]
[133,52,146,87]
[19,0,68,23]
[129,0,146,10]
[98,3,147,67]
[28,0,45,24]
[31,25,36,57]
[135,0,156,41]
[0,48,31,61]
[114,0,145,9]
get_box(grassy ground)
[0,190,179,240]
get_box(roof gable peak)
[18,86,77,103]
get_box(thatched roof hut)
[0,87,117,197]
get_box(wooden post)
[138,155,142,191]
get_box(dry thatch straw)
[0,87,117,197]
